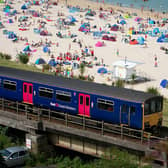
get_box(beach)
[0,0,168,97]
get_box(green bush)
[4,54,11,60]
[18,53,29,64]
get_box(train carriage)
[0,66,163,131]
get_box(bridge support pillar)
[26,133,52,156]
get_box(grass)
[0,58,55,75]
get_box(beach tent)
[120,20,126,25]
[85,10,96,16]
[35,58,46,65]
[111,24,119,31]
[40,30,48,36]
[134,17,143,22]
[0,22,4,29]
[33,0,40,5]
[160,79,168,88]
[23,45,31,52]
[69,7,80,13]
[95,41,104,47]
[149,19,155,25]
[8,32,17,39]
[8,19,13,23]
[79,23,90,32]
[137,36,145,45]
[93,31,102,38]
[97,67,108,74]
[66,15,77,24]
[124,14,132,19]
[4,5,12,9]
[157,35,168,43]
[153,27,160,35]
[21,4,27,10]
[48,59,57,67]
[129,39,138,45]
[19,16,28,22]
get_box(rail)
[0,98,167,148]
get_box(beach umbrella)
[97,67,107,74]
[43,46,49,53]
[160,79,168,88]
[35,58,46,65]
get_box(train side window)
[130,106,136,113]
[121,104,128,113]
[29,85,32,94]
[97,99,114,112]
[39,87,53,99]
[24,85,27,93]
[80,95,83,104]
[56,90,71,102]
[3,80,16,91]
[86,97,89,106]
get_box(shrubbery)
[0,52,11,60]
[17,52,29,64]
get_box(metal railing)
[0,98,167,148]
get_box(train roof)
[0,66,161,103]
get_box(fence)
[0,98,166,148]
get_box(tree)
[146,87,160,95]
[18,52,29,64]
[115,79,125,88]
[79,63,86,80]
[131,73,136,84]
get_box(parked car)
[0,146,29,167]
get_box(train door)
[23,82,33,104]
[120,104,130,125]
[78,93,90,117]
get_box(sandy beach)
[0,0,168,97]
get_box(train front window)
[3,80,16,91]
[156,100,162,112]
[151,101,155,113]
[97,99,114,112]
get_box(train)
[0,66,163,132]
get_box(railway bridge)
[0,98,167,167]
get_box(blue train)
[0,66,163,131]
